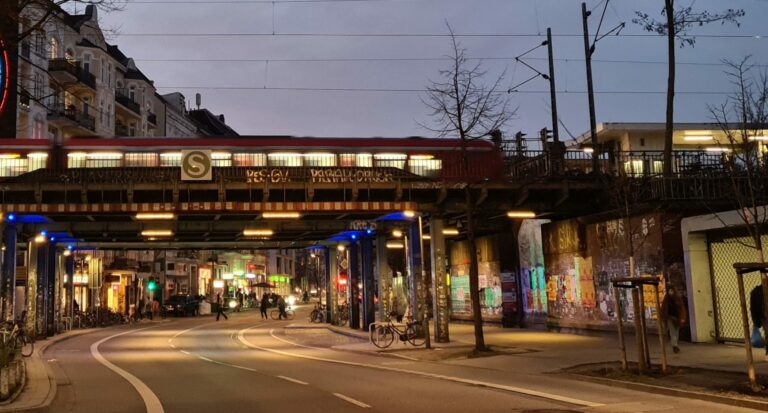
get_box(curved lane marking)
[236,326,603,408]
[91,327,165,413]
[277,375,309,385]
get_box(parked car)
[165,295,200,316]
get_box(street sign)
[181,150,212,181]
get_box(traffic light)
[539,128,553,144]
[147,279,157,292]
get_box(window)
[83,54,91,73]
[167,263,175,271]
[233,153,267,167]
[49,37,58,59]
[160,152,182,167]
[374,153,406,169]
[34,31,44,55]
[129,86,135,101]
[268,153,302,167]
[33,72,43,99]
[211,152,232,167]
[128,122,136,136]
[32,115,45,140]
[303,153,337,167]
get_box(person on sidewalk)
[215,293,228,321]
[749,285,768,360]
[661,286,687,354]
[260,293,269,319]
[277,295,287,320]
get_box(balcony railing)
[115,123,130,136]
[48,58,97,90]
[115,89,141,115]
[47,103,96,132]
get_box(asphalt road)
[39,306,763,413]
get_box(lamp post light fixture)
[392,229,403,238]
[507,211,537,219]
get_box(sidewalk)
[319,321,768,376]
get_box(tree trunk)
[465,185,486,351]
[664,0,675,177]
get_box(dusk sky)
[92,0,768,144]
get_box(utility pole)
[546,28,559,144]
[582,2,598,173]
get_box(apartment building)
[12,3,236,141]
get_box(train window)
[86,152,123,168]
[233,153,267,167]
[0,154,27,177]
[303,153,337,167]
[338,154,355,167]
[27,152,48,171]
[408,157,442,177]
[357,153,373,167]
[373,153,406,169]
[160,152,182,167]
[211,152,232,167]
[67,152,87,168]
[268,153,302,167]
[125,153,158,167]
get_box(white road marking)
[198,356,213,362]
[169,343,176,349]
[180,350,190,355]
[91,327,165,413]
[333,393,371,408]
[277,375,309,385]
[235,327,602,408]
[387,352,419,361]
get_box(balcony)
[115,89,141,116]
[48,59,97,90]
[115,123,130,136]
[47,103,96,133]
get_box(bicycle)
[332,303,349,326]
[1,315,34,357]
[370,313,425,348]
[309,303,326,323]
[270,307,295,320]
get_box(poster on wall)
[450,274,471,315]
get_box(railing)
[47,103,96,132]
[115,89,141,115]
[115,123,130,136]
[505,149,730,179]
[48,59,96,90]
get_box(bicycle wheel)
[407,323,425,346]
[18,335,34,357]
[286,310,295,320]
[270,309,280,320]
[370,325,394,349]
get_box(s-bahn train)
[0,136,504,181]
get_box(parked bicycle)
[370,313,425,348]
[0,313,34,357]
[309,303,326,323]
[332,302,349,326]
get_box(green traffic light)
[147,281,157,291]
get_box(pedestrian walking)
[278,295,287,320]
[236,288,244,312]
[749,285,768,360]
[661,285,687,354]
[151,298,160,320]
[260,293,269,319]
[215,293,228,321]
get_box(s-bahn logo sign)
[181,150,212,181]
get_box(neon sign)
[0,39,8,115]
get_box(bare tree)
[422,25,515,351]
[633,2,744,177]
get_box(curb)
[326,325,369,340]
[562,372,768,411]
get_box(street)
[38,306,763,413]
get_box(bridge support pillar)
[348,241,360,329]
[361,236,375,331]
[407,217,426,323]
[429,217,450,343]
[325,246,337,324]
[45,242,57,337]
[66,253,74,321]
[1,224,17,322]
[376,233,391,322]
[27,237,40,337]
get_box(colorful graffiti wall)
[542,212,682,329]
[449,236,503,321]
[518,219,549,319]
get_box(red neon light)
[0,40,8,116]
[338,278,348,285]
